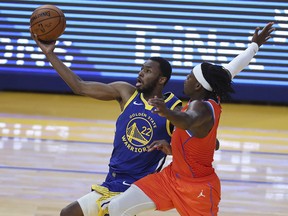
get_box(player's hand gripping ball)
[30,5,66,43]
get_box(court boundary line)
[1,165,287,186]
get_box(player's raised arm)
[223,22,275,78]
[30,5,66,43]
[30,29,135,108]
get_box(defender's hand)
[148,140,172,155]
[252,22,275,47]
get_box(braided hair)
[201,62,234,101]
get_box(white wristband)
[223,42,259,79]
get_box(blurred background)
[0,0,287,104]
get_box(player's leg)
[60,201,84,216]
[108,184,156,216]
[60,191,101,216]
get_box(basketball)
[30,5,66,42]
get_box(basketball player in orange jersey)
[108,22,275,216]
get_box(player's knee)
[60,206,70,216]
[60,201,82,216]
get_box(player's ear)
[195,82,203,90]
[159,76,167,85]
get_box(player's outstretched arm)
[223,22,275,78]
[30,29,135,106]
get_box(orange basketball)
[30,5,66,42]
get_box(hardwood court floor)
[0,91,288,216]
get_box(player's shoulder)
[110,82,136,110]
[188,100,209,112]
[163,92,182,103]
[163,91,182,108]
[163,91,181,101]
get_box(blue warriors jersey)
[101,91,181,192]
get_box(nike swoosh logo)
[133,101,143,105]
[122,181,131,186]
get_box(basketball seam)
[31,18,64,38]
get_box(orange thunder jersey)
[134,98,222,215]
[171,98,222,178]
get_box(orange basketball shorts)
[134,164,221,216]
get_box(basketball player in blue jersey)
[31,29,181,216]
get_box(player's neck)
[142,91,163,101]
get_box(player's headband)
[193,63,213,92]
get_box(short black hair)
[201,62,234,101]
[149,56,172,85]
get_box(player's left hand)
[252,22,275,47]
[148,139,172,155]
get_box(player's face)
[183,70,198,96]
[136,60,162,93]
